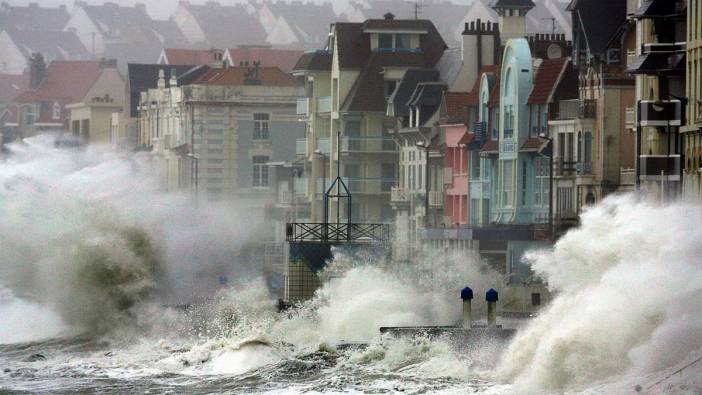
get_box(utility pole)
[413,1,423,20]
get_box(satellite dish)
[547,44,563,59]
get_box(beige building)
[683,0,702,201]
[292,15,448,224]
[67,66,124,144]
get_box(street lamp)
[416,140,430,228]
[538,132,553,239]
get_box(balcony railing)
[341,177,395,194]
[296,138,308,156]
[502,138,517,153]
[296,97,309,116]
[391,186,409,203]
[286,222,389,243]
[443,167,453,185]
[316,137,330,154]
[620,167,636,186]
[428,190,443,207]
[317,96,332,113]
[341,136,396,153]
[638,100,682,127]
[556,160,577,176]
[576,162,593,175]
[625,106,636,130]
[559,99,596,120]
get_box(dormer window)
[376,33,415,51]
[52,102,61,120]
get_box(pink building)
[440,92,471,226]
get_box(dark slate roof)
[520,137,547,152]
[0,3,70,31]
[362,19,433,31]
[632,0,687,19]
[335,23,370,69]
[4,28,89,62]
[184,2,267,48]
[341,51,426,112]
[528,58,569,104]
[492,0,536,9]
[389,68,439,118]
[293,51,332,72]
[126,64,207,117]
[568,0,626,56]
[408,82,445,107]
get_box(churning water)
[0,135,701,394]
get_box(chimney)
[157,69,166,89]
[28,53,45,90]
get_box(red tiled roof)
[444,92,471,123]
[0,73,27,103]
[467,64,501,106]
[193,67,301,86]
[457,132,475,145]
[226,48,304,73]
[528,58,569,104]
[480,139,498,153]
[520,137,546,152]
[164,48,223,65]
[15,61,104,103]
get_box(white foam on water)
[497,194,702,392]
[0,287,69,344]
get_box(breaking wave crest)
[497,194,702,392]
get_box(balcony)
[341,177,395,194]
[315,137,331,154]
[317,96,332,113]
[341,136,396,153]
[296,138,308,156]
[638,100,682,127]
[502,137,517,153]
[558,99,596,120]
[556,160,577,176]
[620,167,636,186]
[428,191,443,207]
[625,106,636,130]
[443,167,453,185]
[391,186,409,203]
[629,43,686,75]
[639,155,681,181]
[576,162,593,175]
[296,98,309,116]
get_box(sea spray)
[497,194,702,391]
[0,135,263,339]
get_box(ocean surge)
[497,194,702,392]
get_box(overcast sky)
[6,0,484,20]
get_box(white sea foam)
[497,194,702,392]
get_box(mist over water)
[0,135,700,393]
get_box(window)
[254,113,269,140]
[253,155,269,187]
[502,161,513,207]
[395,34,411,49]
[52,102,61,120]
[535,158,550,207]
[379,33,393,48]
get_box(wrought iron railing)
[286,222,389,243]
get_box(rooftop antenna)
[413,0,423,20]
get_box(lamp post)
[416,140,430,228]
[538,132,553,239]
